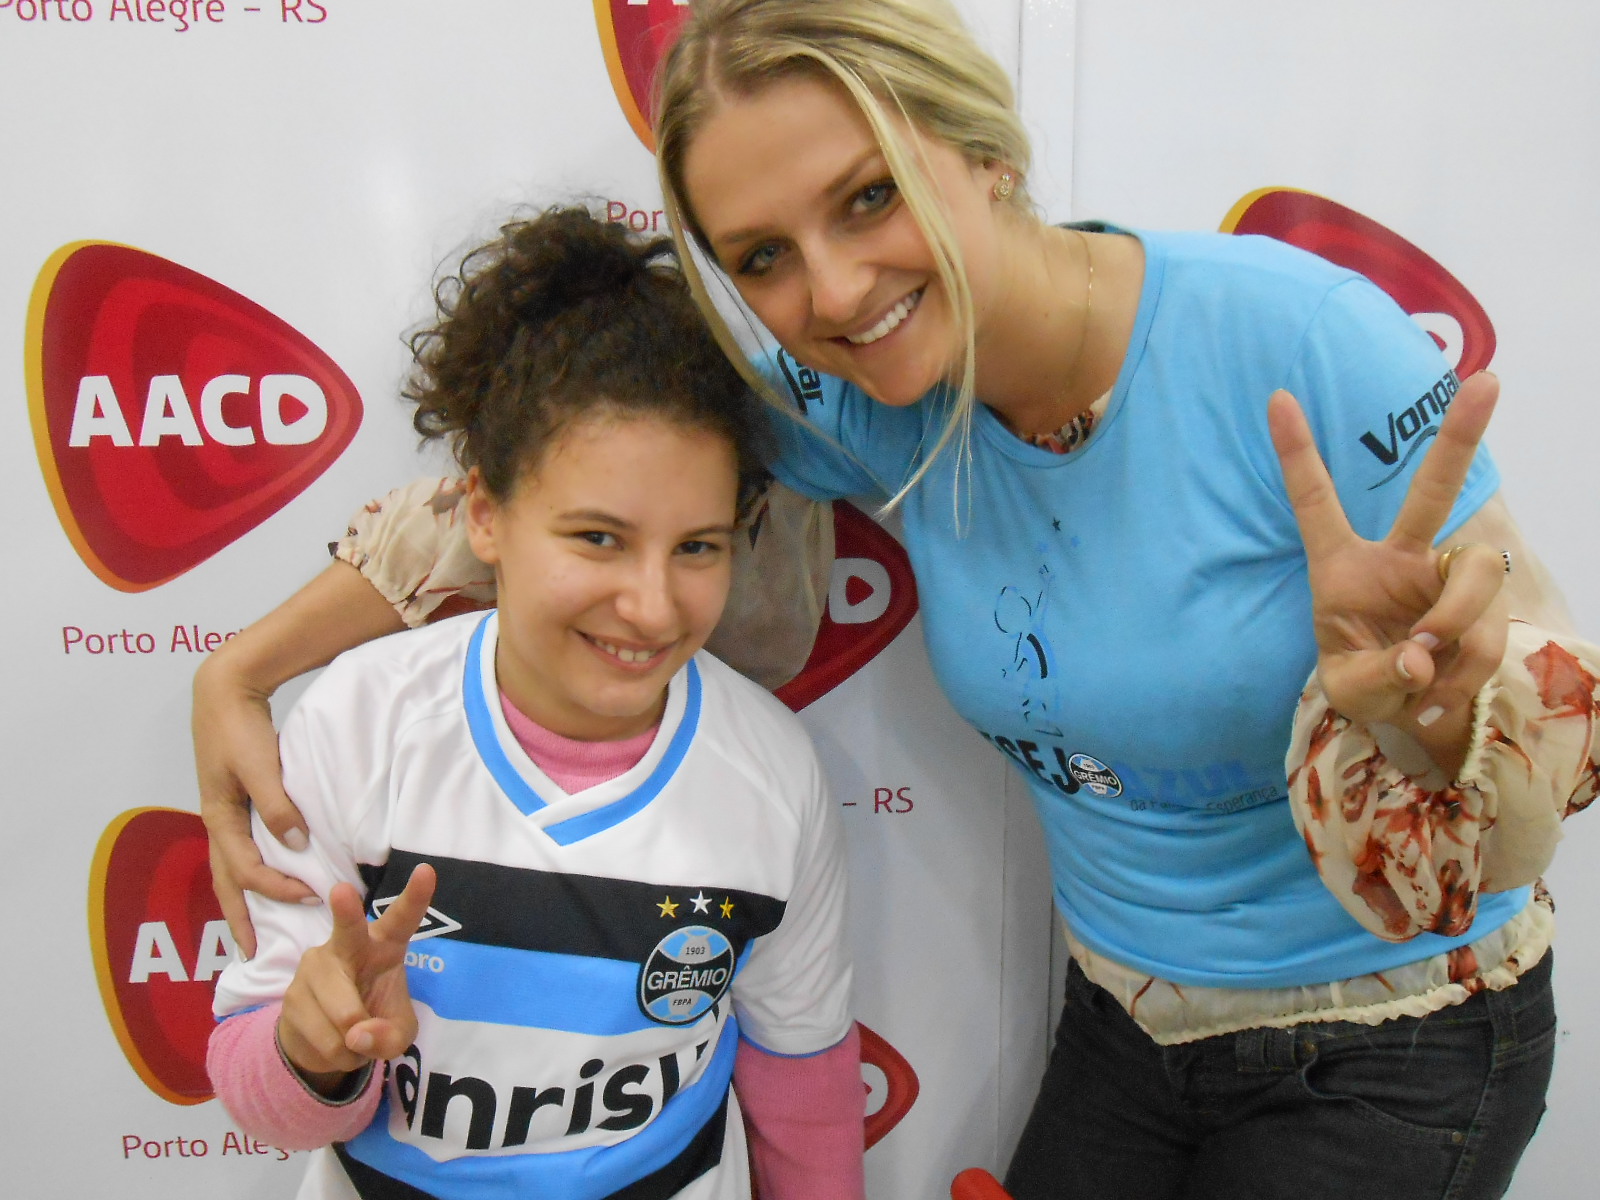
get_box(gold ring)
[1437,543,1512,582]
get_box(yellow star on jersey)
[657,895,679,918]
[720,897,736,918]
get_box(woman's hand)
[1268,371,1511,777]
[277,864,436,1095]
[194,651,317,959]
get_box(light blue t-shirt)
[765,228,1525,988]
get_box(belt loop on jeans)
[1483,949,1554,1040]
[1233,1026,1268,1073]
[1235,1030,1299,1075]
[1235,1025,1302,1074]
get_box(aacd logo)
[89,808,231,1104]
[774,502,919,712]
[27,242,362,592]
[1220,188,1496,378]
[593,0,693,150]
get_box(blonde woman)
[197,3,1598,1196]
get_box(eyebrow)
[685,523,739,539]
[558,510,738,539]
[708,147,887,255]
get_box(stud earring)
[992,172,1015,201]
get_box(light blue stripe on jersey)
[545,665,701,846]
[343,1012,739,1200]
[408,942,652,1035]
[408,939,756,1036]
[462,614,703,844]
[462,615,544,813]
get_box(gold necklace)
[1018,229,1100,455]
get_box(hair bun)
[503,208,674,328]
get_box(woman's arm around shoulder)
[196,476,484,953]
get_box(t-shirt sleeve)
[1282,275,1499,540]
[730,747,854,1056]
[757,349,921,504]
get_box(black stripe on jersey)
[359,850,788,963]
[333,1147,439,1200]
[332,1097,727,1200]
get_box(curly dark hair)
[406,206,771,515]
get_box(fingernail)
[1412,632,1440,651]
[299,895,324,907]
[1417,705,1446,727]
[284,828,310,853]
[350,1031,372,1054]
[1396,653,1413,682]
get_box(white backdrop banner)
[1,3,1056,1198]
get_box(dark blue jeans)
[1005,952,1555,1200]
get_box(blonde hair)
[655,0,1033,516]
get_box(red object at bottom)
[952,1167,1013,1199]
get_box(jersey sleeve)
[729,747,854,1057]
[211,678,386,1019]
[758,349,925,504]
[1281,275,1500,540]
[208,675,393,1146]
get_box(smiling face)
[682,73,1007,407]
[465,412,739,742]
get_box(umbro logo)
[371,895,462,942]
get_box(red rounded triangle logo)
[1220,188,1495,376]
[593,0,693,150]
[859,1021,920,1150]
[775,501,920,712]
[27,242,362,591]
[89,808,229,1105]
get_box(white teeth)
[593,639,660,665]
[846,289,922,345]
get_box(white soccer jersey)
[213,611,853,1200]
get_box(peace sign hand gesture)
[277,863,437,1095]
[1268,371,1510,777]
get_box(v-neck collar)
[461,612,702,846]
